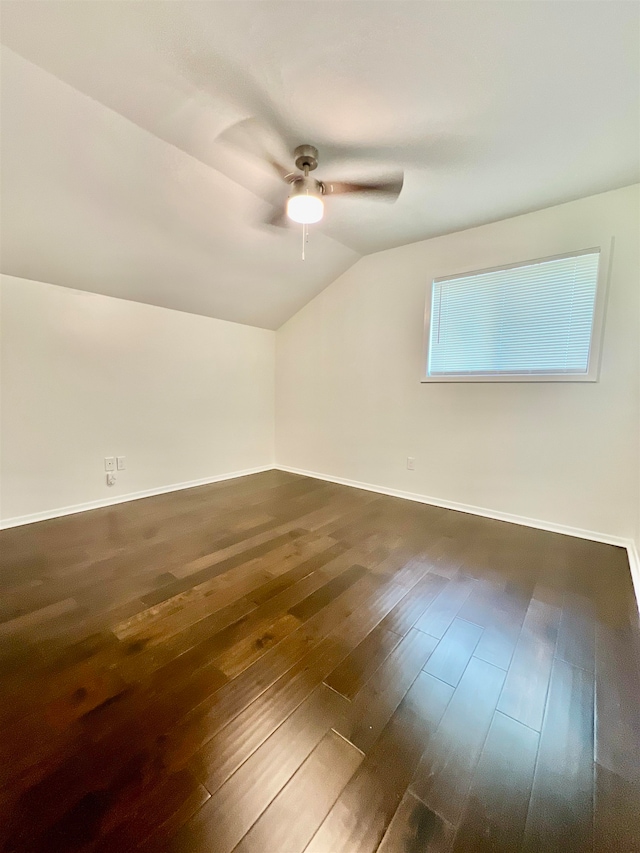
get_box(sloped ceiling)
[1,1,638,329]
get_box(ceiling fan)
[217,119,404,228]
[269,144,404,227]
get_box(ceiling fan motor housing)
[290,175,323,195]
[294,144,319,172]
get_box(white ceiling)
[1,1,638,329]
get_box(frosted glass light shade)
[287,193,324,224]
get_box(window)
[424,248,607,382]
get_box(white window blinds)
[427,250,601,377]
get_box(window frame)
[421,242,612,383]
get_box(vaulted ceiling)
[1,1,638,328]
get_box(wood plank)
[371,553,433,587]
[248,541,348,605]
[594,623,640,784]
[305,672,453,853]
[288,564,369,621]
[593,762,640,853]
[423,617,483,687]
[0,632,120,731]
[409,657,506,827]
[376,790,455,853]
[160,570,329,681]
[451,711,539,852]
[145,648,229,715]
[176,573,392,757]
[335,628,440,753]
[168,685,348,853]
[237,534,340,578]
[114,596,257,681]
[213,612,302,678]
[43,664,129,732]
[139,570,388,797]
[521,657,594,853]
[323,623,401,700]
[192,637,350,794]
[112,583,259,650]
[0,708,71,791]
[378,572,449,637]
[324,577,407,651]
[232,730,363,853]
[93,768,210,852]
[140,529,308,607]
[205,561,375,680]
[414,575,476,639]
[2,689,207,850]
[555,590,596,673]
[472,580,532,670]
[0,598,78,634]
[497,586,562,731]
[457,576,505,627]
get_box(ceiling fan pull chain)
[302,222,305,261]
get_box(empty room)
[1,2,639,852]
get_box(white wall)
[2,186,638,550]
[0,275,275,523]
[276,185,640,546]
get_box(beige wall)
[0,275,275,523]
[276,185,640,545]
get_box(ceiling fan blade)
[321,173,404,201]
[264,204,290,228]
[183,44,295,143]
[217,117,293,181]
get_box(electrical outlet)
[104,457,115,472]
[106,472,116,486]
[116,456,126,471]
[407,457,415,470]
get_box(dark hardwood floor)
[1,470,639,853]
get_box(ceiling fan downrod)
[293,144,319,173]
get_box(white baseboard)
[0,465,273,530]
[276,464,640,614]
[628,542,640,617]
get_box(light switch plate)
[104,457,115,472]
[116,456,126,470]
